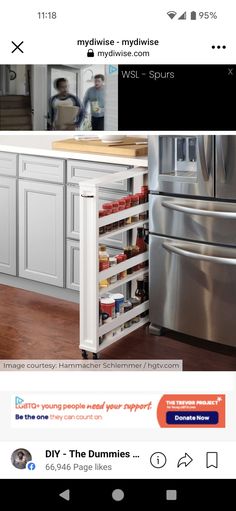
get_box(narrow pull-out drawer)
[0,152,17,176]
[67,185,127,248]
[66,240,80,291]
[67,160,130,191]
[19,155,65,183]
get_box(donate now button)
[166,411,219,425]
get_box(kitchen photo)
[0,133,236,370]
[0,64,118,131]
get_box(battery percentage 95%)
[199,12,217,19]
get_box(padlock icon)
[87,48,94,57]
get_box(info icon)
[150,452,167,468]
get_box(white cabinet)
[19,180,64,287]
[0,152,17,176]
[0,176,16,275]
[67,160,130,191]
[66,240,80,291]
[19,155,65,183]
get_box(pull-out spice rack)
[79,166,149,358]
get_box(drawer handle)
[81,194,94,198]
[162,200,236,219]
[163,242,236,265]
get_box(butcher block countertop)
[52,137,148,157]
[0,135,148,167]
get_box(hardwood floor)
[0,283,236,370]
[0,284,79,359]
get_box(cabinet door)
[19,180,64,287]
[0,177,16,275]
[66,240,80,291]
[67,186,80,240]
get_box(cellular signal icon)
[167,11,177,19]
[178,12,187,20]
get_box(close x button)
[11,41,24,53]
[228,67,234,76]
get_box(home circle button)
[112,489,125,502]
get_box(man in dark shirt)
[83,74,105,130]
[49,78,83,130]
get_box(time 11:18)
[37,12,57,19]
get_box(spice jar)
[118,199,126,227]
[109,256,117,284]
[101,312,110,324]
[130,297,141,323]
[130,194,139,222]
[99,245,110,288]
[130,297,140,308]
[99,210,107,235]
[100,297,115,319]
[137,192,148,220]
[132,315,140,324]
[124,196,132,224]
[111,293,125,316]
[123,300,132,328]
[102,203,113,232]
[124,246,133,274]
[116,253,127,280]
[135,278,146,303]
[102,202,113,214]
[111,201,119,230]
[141,185,149,201]
[131,245,140,271]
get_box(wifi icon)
[167,11,177,19]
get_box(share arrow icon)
[177,453,193,468]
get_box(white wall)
[31,66,48,130]
[80,65,105,98]
[11,66,27,95]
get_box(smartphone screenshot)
[0,0,236,505]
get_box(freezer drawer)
[150,235,236,347]
[150,194,236,246]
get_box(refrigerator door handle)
[198,136,211,181]
[163,242,236,265]
[162,200,236,218]
[216,136,229,182]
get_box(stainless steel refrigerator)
[149,135,236,347]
